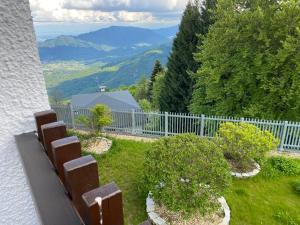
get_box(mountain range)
[39,25,178,99]
[39,25,177,62]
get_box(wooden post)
[82,182,124,225]
[41,121,67,163]
[64,155,99,219]
[51,136,81,187]
[34,110,57,145]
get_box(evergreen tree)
[148,60,164,101]
[190,0,300,121]
[159,0,216,112]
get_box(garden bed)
[70,131,300,225]
[228,159,261,178]
[146,194,230,225]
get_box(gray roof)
[71,90,140,111]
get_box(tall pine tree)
[148,60,164,101]
[159,0,216,112]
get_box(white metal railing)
[51,105,300,152]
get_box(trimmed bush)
[144,134,231,215]
[216,122,279,170]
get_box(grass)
[75,132,300,225]
[84,138,152,225]
[226,176,300,225]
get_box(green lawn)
[80,136,300,225]
[86,139,151,225]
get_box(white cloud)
[63,0,187,12]
[29,0,188,24]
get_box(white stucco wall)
[0,0,50,224]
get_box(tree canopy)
[159,0,203,112]
[190,0,300,121]
[148,60,164,101]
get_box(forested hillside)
[46,44,171,98]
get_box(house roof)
[71,90,140,111]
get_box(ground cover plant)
[69,130,300,225]
[217,122,279,172]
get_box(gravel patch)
[85,137,112,154]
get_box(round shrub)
[216,122,279,170]
[143,134,231,215]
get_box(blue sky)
[30,0,188,40]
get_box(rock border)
[146,193,230,225]
[85,136,112,155]
[230,162,261,178]
[96,137,112,154]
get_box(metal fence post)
[131,109,135,135]
[69,103,75,129]
[279,121,288,151]
[200,114,205,137]
[165,112,168,136]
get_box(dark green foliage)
[270,157,300,176]
[159,0,208,112]
[191,0,300,121]
[144,134,231,215]
[148,60,164,101]
[262,157,300,179]
[291,181,300,195]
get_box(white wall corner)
[0,0,50,224]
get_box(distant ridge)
[39,25,178,62]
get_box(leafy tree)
[191,0,300,121]
[139,99,152,112]
[152,71,166,110]
[148,60,164,101]
[77,104,112,133]
[159,0,216,113]
[134,76,150,101]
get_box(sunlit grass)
[75,132,300,225]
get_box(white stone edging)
[230,162,261,178]
[146,193,230,225]
[96,136,112,154]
